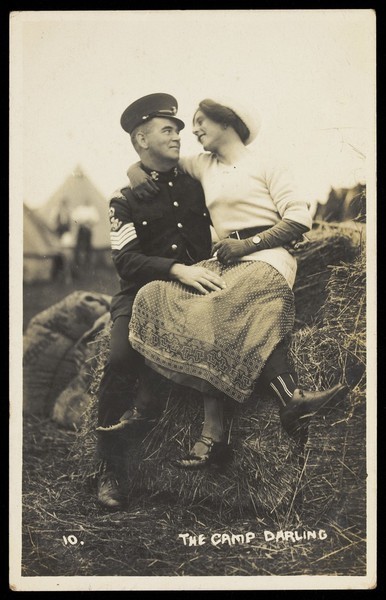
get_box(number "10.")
[62,534,79,545]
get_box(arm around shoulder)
[126,162,160,199]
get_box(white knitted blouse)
[179,149,312,289]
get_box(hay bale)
[51,371,93,430]
[52,312,112,429]
[23,291,111,416]
[322,248,366,375]
[72,381,302,524]
[126,392,303,524]
[71,229,366,527]
[293,223,362,327]
[71,339,302,523]
[69,314,301,523]
[289,250,366,528]
[290,250,366,394]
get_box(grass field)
[22,414,366,578]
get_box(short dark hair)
[130,120,154,153]
[194,99,250,144]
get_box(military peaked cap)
[121,93,185,134]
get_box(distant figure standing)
[55,197,72,237]
[58,230,75,285]
[52,197,74,283]
[72,199,100,272]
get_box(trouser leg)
[97,315,144,428]
[135,363,164,416]
[96,315,145,466]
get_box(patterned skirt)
[129,260,295,403]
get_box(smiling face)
[192,110,227,152]
[135,117,181,168]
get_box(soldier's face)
[144,118,181,163]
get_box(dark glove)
[127,163,160,200]
[212,238,255,264]
[285,234,310,251]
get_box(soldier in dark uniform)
[96,93,226,509]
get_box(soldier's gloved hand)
[212,238,254,264]
[127,162,160,200]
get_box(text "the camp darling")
[178,529,328,547]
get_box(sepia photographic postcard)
[9,9,376,591]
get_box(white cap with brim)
[207,95,262,145]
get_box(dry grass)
[23,412,366,577]
[22,223,368,577]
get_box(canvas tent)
[36,165,110,250]
[23,203,61,282]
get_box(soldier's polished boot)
[97,471,125,510]
[280,383,348,436]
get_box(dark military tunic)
[109,164,212,321]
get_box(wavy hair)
[194,99,250,144]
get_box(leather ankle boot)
[97,471,125,510]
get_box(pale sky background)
[11,9,375,211]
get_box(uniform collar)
[140,163,179,182]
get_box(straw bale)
[322,248,366,371]
[51,371,93,430]
[288,250,366,528]
[69,227,366,526]
[23,291,110,416]
[51,313,110,429]
[292,223,362,327]
[132,393,305,523]
[72,382,303,524]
